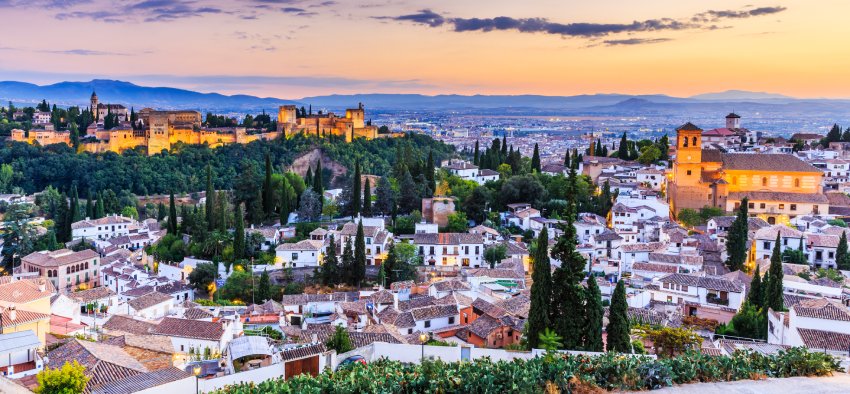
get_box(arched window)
[85,262,89,270]
[692,136,698,147]
[762,177,768,187]
[682,137,688,147]
[731,176,737,185]
[794,178,800,187]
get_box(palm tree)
[538,328,563,351]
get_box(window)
[748,202,755,209]
[686,170,692,176]
[779,204,785,209]
[682,285,688,292]
[448,316,455,324]
[731,176,737,185]
[760,203,766,209]
[475,246,480,254]
[764,241,771,250]
[795,178,800,187]
[790,204,797,211]
[692,136,698,146]
[682,137,688,147]
[424,320,431,328]
[291,253,298,260]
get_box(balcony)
[705,294,729,306]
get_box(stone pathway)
[646,374,850,393]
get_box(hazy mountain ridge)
[1,79,849,115]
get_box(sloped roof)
[152,317,224,341]
[793,298,850,321]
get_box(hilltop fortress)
[11,93,382,155]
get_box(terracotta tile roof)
[467,314,503,339]
[0,277,55,304]
[472,298,507,318]
[431,279,472,292]
[660,273,743,292]
[494,294,530,318]
[103,315,157,336]
[72,215,134,230]
[48,339,148,391]
[280,343,327,362]
[90,367,190,394]
[412,305,458,321]
[793,298,850,321]
[389,280,414,291]
[677,122,702,131]
[21,249,98,268]
[276,239,323,251]
[68,287,116,303]
[128,292,172,311]
[721,153,820,173]
[152,317,224,341]
[369,290,395,304]
[632,262,679,274]
[0,308,50,327]
[398,296,436,311]
[796,328,850,352]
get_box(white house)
[275,240,324,268]
[648,272,747,323]
[152,317,236,357]
[636,168,665,190]
[768,297,850,356]
[753,225,805,261]
[71,215,136,241]
[0,331,44,378]
[126,291,173,320]
[414,233,485,268]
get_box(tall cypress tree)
[550,197,586,350]
[473,140,480,166]
[304,166,313,190]
[564,151,571,168]
[425,150,435,196]
[69,185,80,222]
[218,191,228,233]
[85,189,93,219]
[606,280,631,353]
[618,132,629,159]
[527,226,551,349]
[501,133,508,158]
[341,237,355,285]
[55,193,70,242]
[167,192,178,235]
[837,232,849,270]
[321,235,340,286]
[233,203,245,260]
[765,233,785,312]
[362,178,372,217]
[352,220,367,287]
[531,143,541,173]
[726,197,749,271]
[748,265,764,309]
[349,161,362,217]
[313,160,323,195]
[280,177,292,225]
[263,154,273,217]
[205,165,215,230]
[95,192,105,219]
[157,201,166,221]
[583,276,604,352]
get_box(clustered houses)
[414,233,485,268]
[441,159,500,185]
[72,215,165,254]
[275,218,392,268]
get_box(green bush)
[211,348,841,393]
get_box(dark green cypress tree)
[167,192,178,235]
[564,151,571,168]
[205,165,215,230]
[69,185,80,222]
[527,226,551,350]
[352,220,366,287]
[263,154,273,217]
[341,237,355,285]
[748,265,764,309]
[280,177,291,225]
[95,192,105,219]
[606,280,631,352]
[349,161,362,216]
[765,233,785,312]
[473,140,480,166]
[583,276,604,352]
[425,150,435,196]
[618,132,629,159]
[233,203,245,260]
[321,235,340,286]
[501,133,508,158]
[837,232,849,270]
[157,201,166,221]
[362,178,372,217]
[550,199,587,350]
[531,143,541,173]
[304,166,313,190]
[55,193,70,242]
[257,270,271,302]
[85,189,93,219]
[313,160,323,195]
[725,197,749,271]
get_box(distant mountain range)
[0,79,849,115]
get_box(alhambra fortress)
[10,92,381,155]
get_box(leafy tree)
[444,212,468,233]
[382,242,418,284]
[257,269,272,302]
[151,234,185,264]
[35,360,89,394]
[326,325,354,353]
[583,276,604,352]
[726,198,749,271]
[837,232,850,270]
[677,208,702,228]
[637,145,661,164]
[280,176,294,225]
[397,170,420,214]
[607,280,631,353]
[636,326,702,357]
[297,189,322,222]
[167,192,177,235]
[219,269,253,302]
[374,176,394,216]
[463,186,490,224]
[121,205,138,220]
[527,227,551,350]
[537,328,563,351]
[484,244,507,268]
[188,263,218,294]
[765,233,785,312]
[716,302,766,340]
[233,203,245,260]
[500,175,545,207]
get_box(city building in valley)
[669,122,826,225]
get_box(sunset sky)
[0,0,847,98]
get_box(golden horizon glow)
[0,0,847,98]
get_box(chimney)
[9,307,16,322]
[38,280,46,292]
[311,333,318,344]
